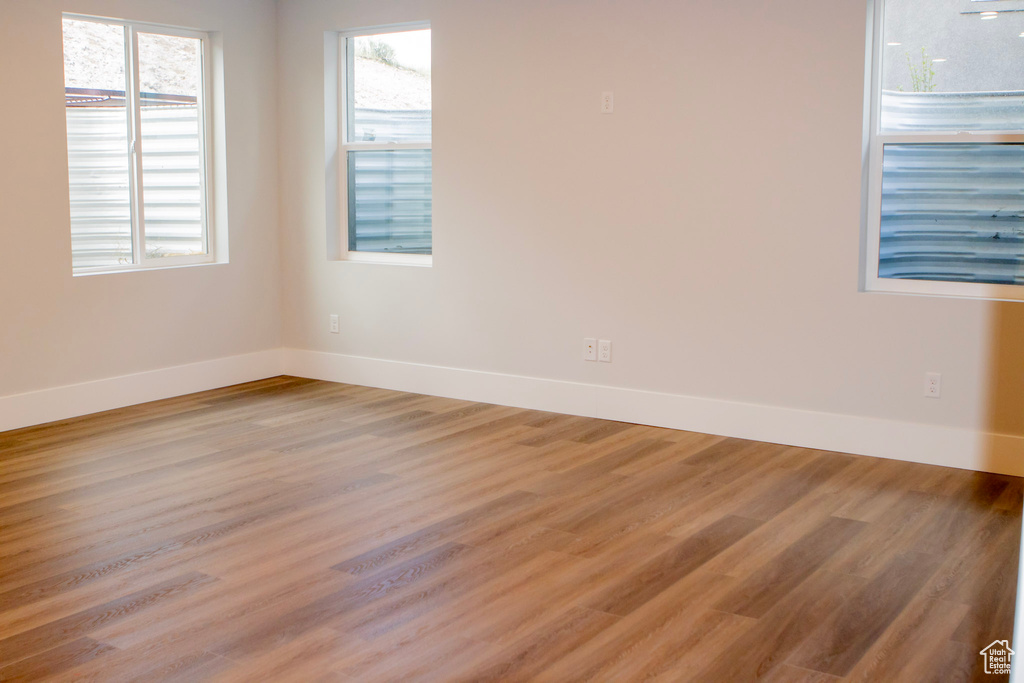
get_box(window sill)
[340,251,432,267]
[863,275,1024,302]
[72,258,223,277]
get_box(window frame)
[335,22,432,267]
[64,13,215,275]
[960,0,1024,13]
[862,0,1024,300]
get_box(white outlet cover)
[583,338,597,361]
[598,339,612,362]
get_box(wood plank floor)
[0,376,1019,681]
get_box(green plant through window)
[904,47,936,93]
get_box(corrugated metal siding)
[348,149,432,254]
[878,92,1024,285]
[879,143,1024,284]
[140,106,204,259]
[881,90,1024,132]
[66,106,134,268]
[66,102,203,268]
[348,109,431,254]
[351,108,430,143]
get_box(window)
[62,15,213,272]
[334,25,432,264]
[863,0,1024,299]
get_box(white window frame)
[862,0,1024,301]
[335,22,432,267]
[64,13,215,275]
[960,0,1024,13]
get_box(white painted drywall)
[276,0,1024,472]
[0,0,282,400]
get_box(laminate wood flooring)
[0,376,1019,681]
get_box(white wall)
[0,0,282,409]
[277,0,1024,474]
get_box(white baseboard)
[283,348,1024,477]
[5,347,1020,477]
[0,349,285,433]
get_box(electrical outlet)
[924,372,941,398]
[583,338,597,361]
[601,91,614,114]
[329,314,340,334]
[598,339,612,363]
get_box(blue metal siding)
[879,143,1024,284]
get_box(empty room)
[2,0,1024,680]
